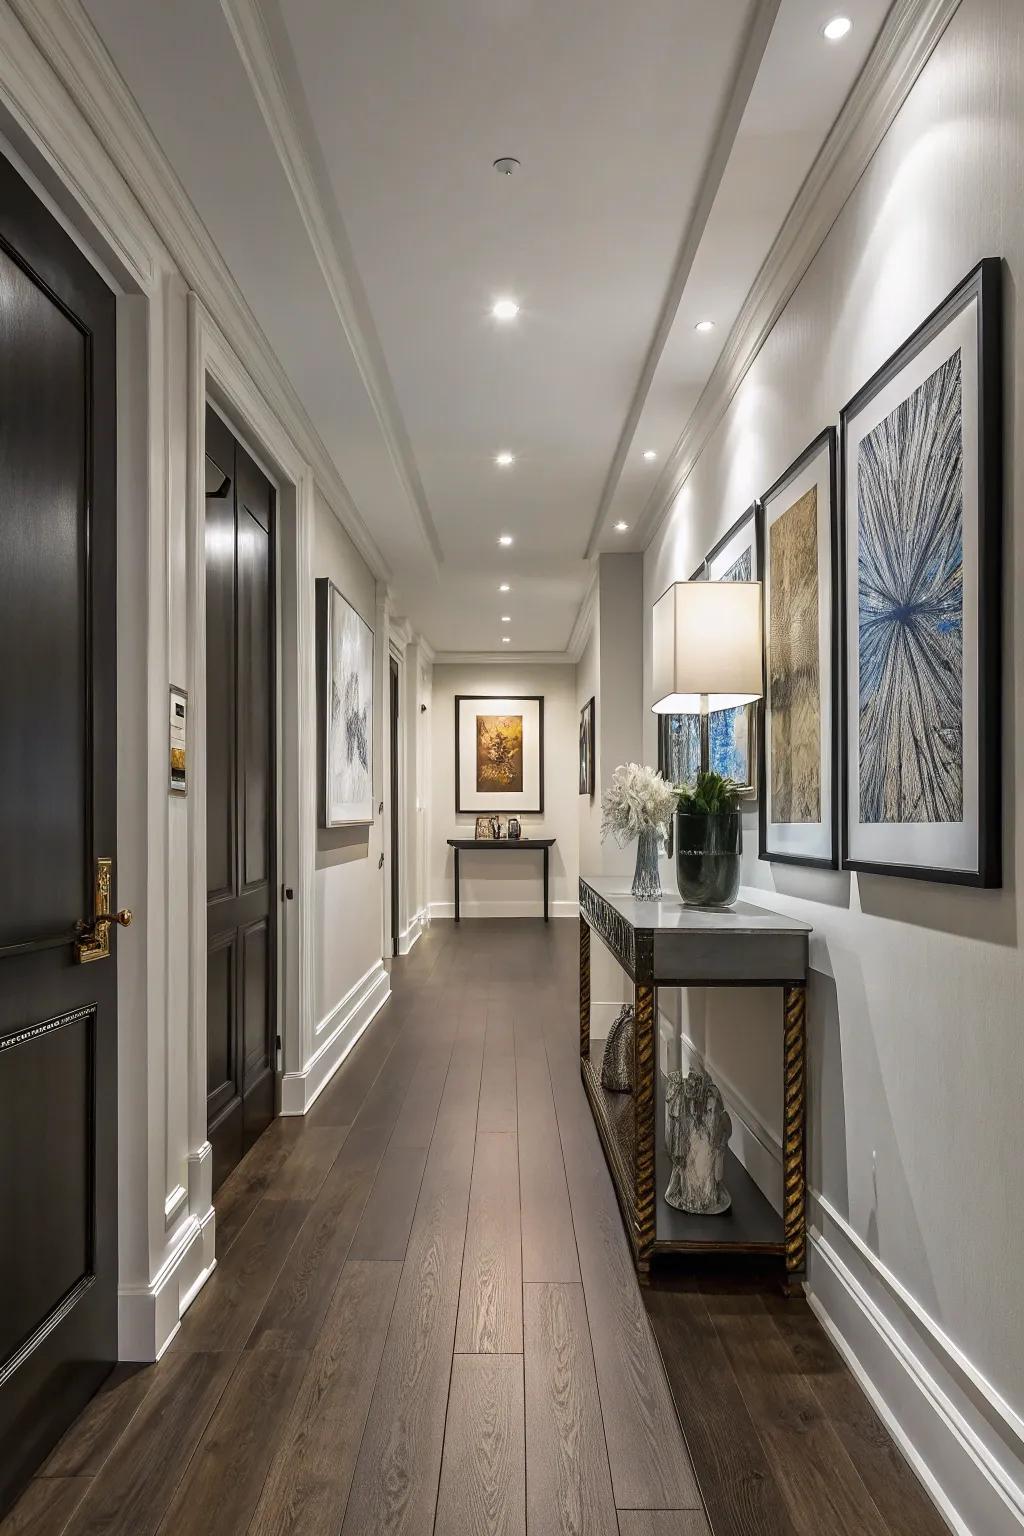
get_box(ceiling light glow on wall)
[501,636,511,644]
[643,450,657,461]
[614,521,629,532]
[695,319,716,333]
[492,298,519,321]
[823,15,852,40]
[501,615,511,622]
[499,582,510,592]
[498,534,513,546]
[495,451,515,467]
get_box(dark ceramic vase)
[673,809,741,908]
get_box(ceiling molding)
[634,0,963,554]
[221,0,444,570]
[10,0,391,583]
[582,0,781,560]
[433,651,578,667]
[565,569,599,663]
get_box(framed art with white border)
[316,577,374,827]
[455,694,544,815]
[757,428,838,868]
[839,259,1002,886]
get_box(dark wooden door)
[0,153,118,1514]
[390,656,400,956]
[205,408,277,1193]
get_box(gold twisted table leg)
[579,917,591,1060]
[783,983,807,1292]
[633,981,656,1282]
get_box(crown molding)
[635,0,963,552]
[433,651,577,667]
[583,0,781,560]
[9,0,391,583]
[565,568,599,662]
[220,0,443,571]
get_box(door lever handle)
[75,857,133,964]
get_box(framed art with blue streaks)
[840,259,1002,886]
[757,429,839,868]
[704,507,760,798]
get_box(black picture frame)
[579,696,595,797]
[838,258,1002,887]
[455,694,545,815]
[756,428,840,869]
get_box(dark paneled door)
[205,408,277,1193]
[390,657,400,956]
[0,155,118,1513]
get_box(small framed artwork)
[757,429,839,867]
[579,697,595,797]
[704,506,759,798]
[474,815,502,840]
[657,711,701,789]
[840,258,1002,885]
[316,577,374,827]
[455,695,544,814]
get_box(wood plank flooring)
[3,919,948,1536]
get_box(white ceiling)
[84,0,889,657]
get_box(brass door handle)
[75,857,133,963]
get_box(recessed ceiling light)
[501,615,511,622]
[614,521,629,532]
[498,534,513,546]
[499,582,510,592]
[501,636,511,644]
[495,451,515,467]
[643,449,657,462]
[695,319,716,333]
[823,15,852,40]
[492,297,519,321]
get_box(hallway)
[5,922,944,1536]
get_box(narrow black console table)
[579,875,811,1291]
[447,838,556,922]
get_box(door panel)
[205,410,276,1191]
[0,153,117,1513]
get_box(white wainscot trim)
[397,906,428,956]
[429,899,579,920]
[118,1204,216,1363]
[280,960,391,1115]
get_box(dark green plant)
[675,770,742,816]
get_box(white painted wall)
[645,1,1024,1526]
[429,663,579,917]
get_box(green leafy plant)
[675,770,742,816]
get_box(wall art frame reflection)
[757,428,839,868]
[455,694,545,815]
[315,577,374,827]
[839,258,1002,886]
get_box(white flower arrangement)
[601,762,678,846]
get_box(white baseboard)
[118,1203,216,1362]
[397,908,427,955]
[429,899,579,920]
[280,960,390,1115]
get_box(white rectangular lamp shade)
[652,579,763,713]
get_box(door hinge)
[282,885,294,901]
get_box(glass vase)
[631,825,662,901]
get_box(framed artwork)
[474,815,502,840]
[657,711,702,789]
[315,577,374,827]
[579,696,595,797]
[840,259,1002,885]
[455,695,544,814]
[757,429,839,867]
[704,507,759,798]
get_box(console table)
[447,838,556,922]
[579,875,811,1291]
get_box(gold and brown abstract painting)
[476,714,524,793]
[769,487,821,823]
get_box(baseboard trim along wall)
[118,1204,216,1362]
[429,899,579,920]
[281,960,391,1115]
[397,907,428,955]
[647,1012,1024,1535]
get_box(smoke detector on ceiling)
[493,157,521,176]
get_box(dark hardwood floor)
[2,920,947,1536]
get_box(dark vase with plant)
[672,771,743,908]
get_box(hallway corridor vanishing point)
[6,922,946,1536]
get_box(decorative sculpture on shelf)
[507,816,522,840]
[664,1068,732,1215]
[600,1004,634,1092]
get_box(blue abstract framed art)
[839,259,1002,886]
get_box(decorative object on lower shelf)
[601,762,676,901]
[664,1068,732,1215]
[672,771,743,908]
[600,1004,634,1092]
[507,816,522,839]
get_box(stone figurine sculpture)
[664,1068,732,1215]
[600,1004,634,1093]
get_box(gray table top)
[579,875,811,936]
